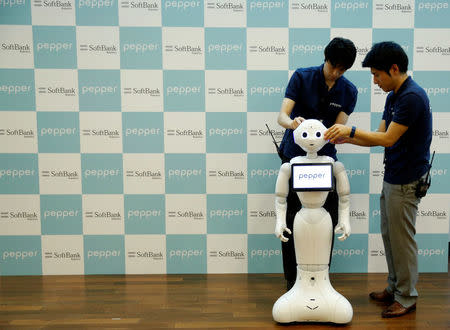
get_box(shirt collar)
[395,76,411,95]
[319,63,342,92]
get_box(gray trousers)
[380,179,421,308]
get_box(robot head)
[293,119,328,153]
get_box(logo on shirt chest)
[329,102,342,108]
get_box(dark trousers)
[281,159,339,282]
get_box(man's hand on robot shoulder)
[275,223,292,242]
[334,222,351,241]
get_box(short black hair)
[324,37,357,70]
[362,41,408,74]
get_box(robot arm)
[333,161,351,241]
[274,162,292,242]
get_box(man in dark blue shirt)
[325,41,432,319]
[276,37,358,291]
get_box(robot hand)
[275,222,292,242]
[334,219,351,241]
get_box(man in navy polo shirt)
[325,41,432,318]
[276,37,358,291]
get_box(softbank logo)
[291,43,325,54]
[371,169,384,177]
[44,251,81,261]
[1,43,31,53]
[165,44,202,55]
[124,87,160,96]
[41,169,79,180]
[85,210,121,220]
[249,210,275,218]
[168,209,204,220]
[126,169,162,179]
[292,2,328,12]
[248,0,285,11]
[128,250,163,260]
[33,0,73,10]
[356,46,370,56]
[375,2,412,13]
[416,45,450,55]
[0,128,34,138]
[38,86,76,96]
[206,0,244,11]
[350,210,367,220]
[82,128,120,138]
[208,87,244,96]
[79,44,118,54]
[1,211,38,221]
[121,1,159,10]
[433,129,449,139]
[167,128,203,138]
[208,169,245,179]
[249,44,286,55]
[249,128,284,139]
[418,209,447,219]
[209,250,245,259]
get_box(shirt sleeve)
[344,86,357,116]
[393,93,425,127]
[284,71,302,102]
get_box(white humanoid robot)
[272,119,353,324]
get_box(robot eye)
[302,132,308,138]
[316,131,321,138]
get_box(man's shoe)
[381,301,416,318]
[369,289,394,303]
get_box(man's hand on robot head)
[334,223,351,241]
[275,223,292,242]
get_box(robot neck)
[306,152,318,159]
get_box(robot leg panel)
[293,208,332,266]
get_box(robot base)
[272,267,353,324]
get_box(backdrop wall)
[0,0,449,276]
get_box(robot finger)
[280,235,289,243]
[284,227,292,235]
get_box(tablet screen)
[291,163,334,191]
